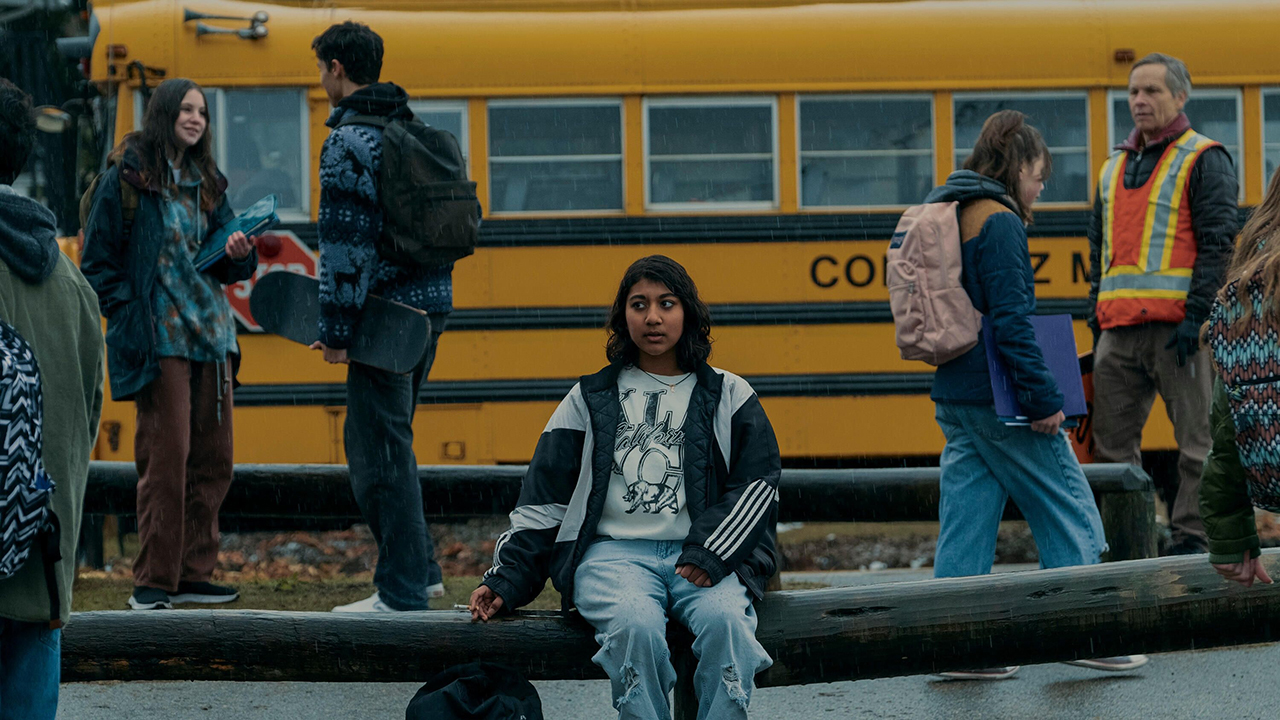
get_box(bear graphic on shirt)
[614,388,686,515]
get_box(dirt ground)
[76,511,1280,612]
[74,518,1027,611]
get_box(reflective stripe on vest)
[1096,129,1220,329]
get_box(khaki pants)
[1092,323,1211,545]
[132,357,234,591]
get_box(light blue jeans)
[0,618,60,720]
[933,402,1108,578]
[573,539,773,720]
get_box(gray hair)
[1131,53,1192,98]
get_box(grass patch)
[779,581,828,591]
[777,520,1029,544]
[72,574,829,612]
[71,575,563,613]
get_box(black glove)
[1164,318,1202,367]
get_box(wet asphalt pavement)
[56,567,1280,718]
[59,643,1279,719]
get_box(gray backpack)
[338,114,480,267]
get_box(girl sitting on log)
[470,254,779,719]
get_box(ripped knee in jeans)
[617,662,642,705]
[722,664,748,709]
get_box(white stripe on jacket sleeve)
[483,503,568,579]
[704,478,772,558]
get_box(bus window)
[954,92,1089,204]
[798,95,933,208]
[487,99,623,213]
[1111,88,1244,200]
[409,100,468,168]
[1264,90,1280,183]
[220,89,308,218]
[645,96,777,210]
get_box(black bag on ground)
[405,661,543,720]
[338,113,479,267]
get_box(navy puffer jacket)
[926,171,1064,421]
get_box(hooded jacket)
[0,186,104,625]
[317,82,454,349]
[1086,113,1239,329]
[481,362,781,612]
[925,171,1064,420]
[80,142,258,401]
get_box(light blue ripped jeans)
[934,402,1108,578]
[573,539,773,720]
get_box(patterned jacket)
[481,362,782,612]
[81,143,257,401]
[317,83,453,349]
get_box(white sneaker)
[427,582,445,599]
[1065,655,1150,672]
[934,666,1020,681]
[331,592,395,613]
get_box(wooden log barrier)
[81,462,1156,559]
[63,550,1276,687]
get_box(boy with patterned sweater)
[310,21,453,612]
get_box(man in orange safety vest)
[1087,53,1240,556]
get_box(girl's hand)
[225,231,252,260]
[469,585,505,622]
[676,563,713,588]
[1030,410,1065,435]
[1212,557,1274,588]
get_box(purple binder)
[982,314,1087,426]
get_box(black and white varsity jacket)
[481,361,782,612]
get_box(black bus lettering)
[811,255,839,288]
[845,255,876,288]
[1072,251,1089,284]
[1030,252,1050,285]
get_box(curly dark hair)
[0,78,35,185]
[605,255,713,372]
[313,22,384,86]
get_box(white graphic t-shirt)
[597,366,696,541]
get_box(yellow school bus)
[77,0,1277,465]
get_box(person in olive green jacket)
[1200,378,1272,587]
[1199,167,1280,590]
[0,78,105,720]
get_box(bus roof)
[91,0,1280,94]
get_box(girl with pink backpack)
[920,111,1146,679]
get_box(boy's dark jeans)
[344,313,447,610]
